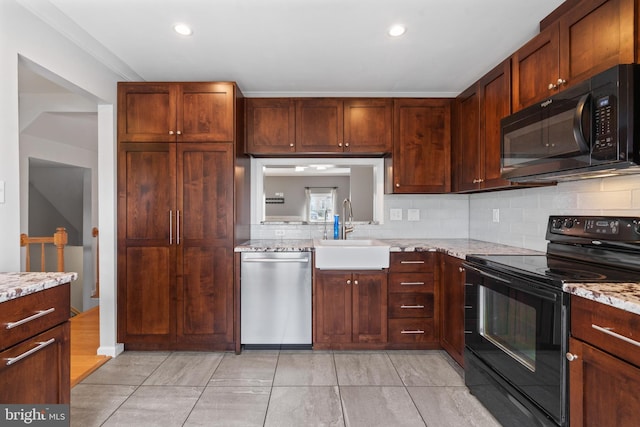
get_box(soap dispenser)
[333,215,340,239]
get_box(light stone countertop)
[0,272,78,304]
[235,238,640,315]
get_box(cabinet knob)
[557,78,567,87]
[346,279,351,285]
[169,130,175,135]
[395,183,400,188]
[338,143,343,147]
[289,143,294,147]
[354,280,358,285]
[458,267,464,273]
[345,142,350,147]
[565,352,579,362]
[548,83,557,90]
[176,130,182,135]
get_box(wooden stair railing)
[20,227,68,272]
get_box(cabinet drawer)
[388,318,435,343]
[388,294,433,318]
[0,284,70,351]
[389,273,434,293]
[389,252,434,273]
[571,296,640,368]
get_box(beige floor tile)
[102,385,203,427]
[408,386,502,427]
[265,386,344,427]
[143,352,224,386]
[273,353,337,386]
[340,386,425,427]
[209,352,278,387]
[81,351,170,385]
[388,352,465,386]
[184,386,270,426]
[70,384,137,427]
[334,353,403,386]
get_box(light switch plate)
[408,209,420,221]
[492,208,500,223]
[390,208,402,221]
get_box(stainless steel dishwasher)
[240,252,312,347]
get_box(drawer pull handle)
[6,308,56,330]
[592,324,640,348]
[401,330,425,334]
[400,282,425,286]
[401,305,425,309]
[400,261,425,264]
[5,338,55,366]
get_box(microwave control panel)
[592,94,617,159]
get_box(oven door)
[464,263,568,426]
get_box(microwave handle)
[573,94,591,154]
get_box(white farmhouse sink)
[313,239,390,270]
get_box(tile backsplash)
[249,175,640,252]
[469,174,640,251]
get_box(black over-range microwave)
[501,64,640,182]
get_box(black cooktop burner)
[465,253,639,289]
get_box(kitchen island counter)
[0,271,78,303]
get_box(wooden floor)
[70,306,111,387]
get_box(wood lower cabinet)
[387,252,439,349]
[439,254,465,366]
[568,295,640,426]
[0,284,71,404]
[118,142,235,350]
[314,269,387,348]
[512,0,636,111]
[389,98,451,193]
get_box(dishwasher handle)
[243,257,310,263]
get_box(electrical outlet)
[407,209,420,221]
[390,208,403,221]
[275,230,286,237]
[492,209,500,223]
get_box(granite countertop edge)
[0,272,78,304]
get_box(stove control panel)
[548,216,640,241]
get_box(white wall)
[0,0,121,356]
[469,175,640,251]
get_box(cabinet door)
[559,0,635,87]
[392,98,451,193]
[512,24,560,111]
[479,59,512,189]
[117,143,176,344]
[178,83,235,142]
[352,272,387,343]
[118,83,177,142]
[569,337,640,427]
[315,270,352,343]
[440,255,465,366]
[343,99,392,154]
[296,99,343,153]
[246,98,296,154]
[176,143,234,346]
[453,85,481,192]
[0,322,70,404]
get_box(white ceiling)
[22,0,567,97]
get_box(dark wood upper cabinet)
[245,98,392,155]
[390,98,451,193]
[343,98,392,154]
[118,82,235,142]
[246,98,296,154]
[513,0,635,111]
[295,98,343,153]
[454,59,514,192]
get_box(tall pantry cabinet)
[117,82,244,351]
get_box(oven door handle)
[463,262,558,302]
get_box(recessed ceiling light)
[388,24,406,37]
[173,23,193,36]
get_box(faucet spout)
[342,198,354,239]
